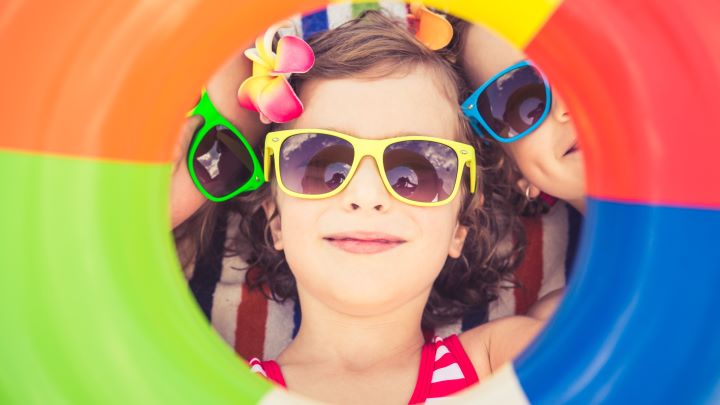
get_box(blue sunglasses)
[462,60,552,143]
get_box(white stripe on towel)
[263,298,296,359]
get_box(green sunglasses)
[186,89,264,202]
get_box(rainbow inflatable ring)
[1,0,719,403]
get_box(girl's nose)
[553,95,571,123]
[340,157,391,212]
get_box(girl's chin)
[551,186,586,207]
[325,295,407,315]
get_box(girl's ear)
[448,224,468,259]
[517,177,541,200]
[261,199,283,250]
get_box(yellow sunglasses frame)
[264,129,477,207]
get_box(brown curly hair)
[228,11,526,329]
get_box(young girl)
[456,22,585,216]
[234,12,543,404]
[452,21,588,318]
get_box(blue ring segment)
[514,198,720,404]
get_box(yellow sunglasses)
[264,129,476,207]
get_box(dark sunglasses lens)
[478,65,548,138]
[192,126,254,198]
[279,133,354,195]
[383,141,458,203]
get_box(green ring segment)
[0,151,273,403]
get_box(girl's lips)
[564,141,580,156]
[324,232,406,254]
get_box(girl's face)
[463,24,585,207]
[265,67,470,317]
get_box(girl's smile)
[564,141,580,157]
[324,231,407,254]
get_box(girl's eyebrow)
[323,126,350,134]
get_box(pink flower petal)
[237,75,273,112]
[273,35,315,74]
[257,76,303,123]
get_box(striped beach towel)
[279,1,411,41]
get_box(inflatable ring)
[1,0,719,403]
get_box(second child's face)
[463,25,585,206]
[265,67,470,318]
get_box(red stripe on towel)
[234,270,269,360]
[514,217,544,314]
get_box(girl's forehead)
[292,70,461,141]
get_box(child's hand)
[205,49,269,141]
